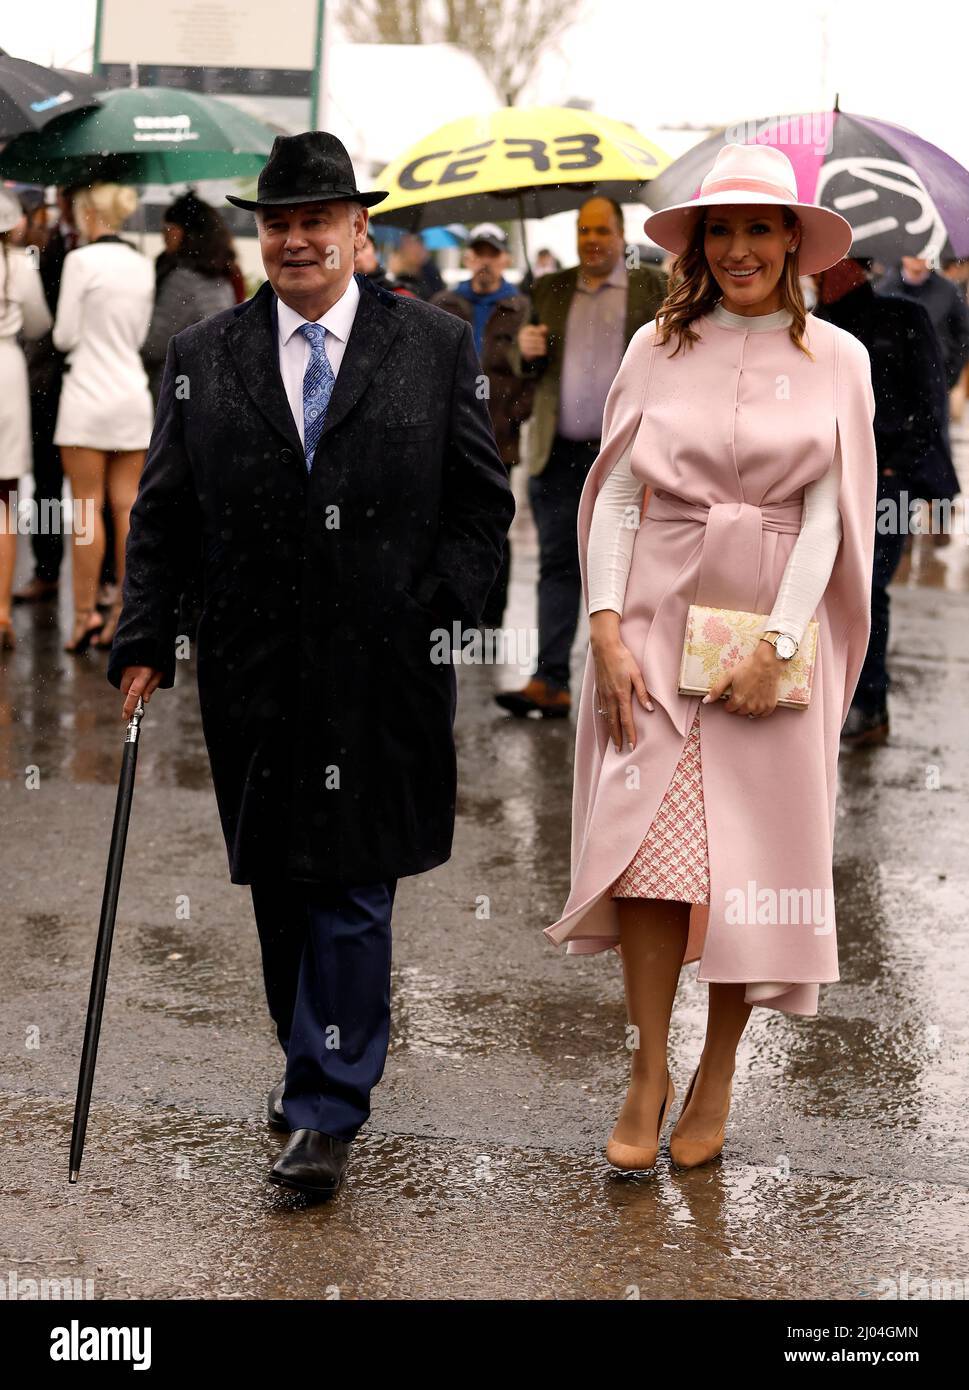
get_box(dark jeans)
[250,875,396,1142]
[852,471,912,715]
[28,379,64,584]
[527,433,601,692]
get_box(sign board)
[94,0,323,117]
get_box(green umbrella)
[0,85,278,185]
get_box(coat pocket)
[383,419,435,441]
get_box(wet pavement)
[1,430,968,1301]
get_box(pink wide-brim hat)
[643,142,853,276]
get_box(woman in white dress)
[0,190,53,651]
[53,183,155,653]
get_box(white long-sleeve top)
[587,303,843,646]
[0,246,52,342]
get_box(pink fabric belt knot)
[638,489,805,734]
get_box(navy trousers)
[250,876,396,1142]
[851,471,912,716]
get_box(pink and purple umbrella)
[645,106,969,266]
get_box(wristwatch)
[760,630,799,660]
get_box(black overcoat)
[107,272,515,886]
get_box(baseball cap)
[468,222,508,252]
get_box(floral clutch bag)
[678,605,820,709]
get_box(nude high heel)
[669,1064,734,1169]
[606,1068,675,1172]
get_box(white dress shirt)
[276,274,360,447]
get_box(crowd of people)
[0,183,246,653]
[0,177,966,754]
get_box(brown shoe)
[494,677,571,718]
[840,705,889,747]
[12,577,58,604]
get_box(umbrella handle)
[517,190,533,283]
[125,694,146,744]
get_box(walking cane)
[69,694,146,1183]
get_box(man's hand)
[120,666,165,721]
[518,323,549,361]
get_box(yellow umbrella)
[369,106,672,231]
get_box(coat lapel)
[318,273,401,439]
[225,280,304,459]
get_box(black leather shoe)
[267,1076,289,1132]
[268,1129,351,1197]
[841,704,889,747]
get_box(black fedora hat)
[226,130,388,211]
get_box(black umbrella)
[0,49,101,141]
[69,695,145,1184]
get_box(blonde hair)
[655,206,813,359]
[73,183,140,233]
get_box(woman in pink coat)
[543,144,877,1172]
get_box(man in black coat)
[106,132,515,1197]
[815,256,953,747]
[876,256,969,390]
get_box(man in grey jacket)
[496,197,665,717]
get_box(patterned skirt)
[610,709,710,904]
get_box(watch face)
[775,634,797,659]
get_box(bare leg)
[104,449,143,586]
[60,446,107,649]
[609,897,690,1146]
[91,450,144,647]
[672,982,752,1143]
[0,495,15,626]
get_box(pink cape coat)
[543,309,878,1017]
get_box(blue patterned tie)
[298,322,335,471]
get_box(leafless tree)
[338,0,584,105]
